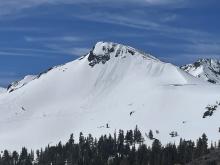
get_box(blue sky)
[0,0,220,86]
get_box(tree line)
[0,126,218,165]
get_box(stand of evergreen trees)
[0,126,217,165]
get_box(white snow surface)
[181,58,220,84]
[0,42,220,150]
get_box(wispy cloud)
[23,35,90,56]
[75,12,160,31]
[0,27,41,31]
[0,51,38,57]
[0,0,192,18]
[0,47,89,57]
[0,48,59,54]
[0,50,63,58]
[160,14,177,23]
[45,43,90,56]
[24,36,82,42]
[184,42,220,54]
[0,0,208,45]
[74,11,211,42]
[67,47,90,56]
[0,0,218,66]
[144,0,186,6]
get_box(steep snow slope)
[0,42,220,150]
[181,59,220,84]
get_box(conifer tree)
[117,130,125,157]
[134,125,143,144]
[2,150,11,165]
[125,130,133,146]
[150,139,162,165]
[148,130,154,140]
[12,151,19,165]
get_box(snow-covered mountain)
[181,59,220,84]
[0,42,220,150]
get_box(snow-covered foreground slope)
[0,42,220,150]
[181,58,220,84]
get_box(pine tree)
[150,139,162,165]
[148,130,154,140]
[194,134,208,159]
[12,151,19,165]
[201,133,208,155]
[128,146,136,165]
[117,130,125,158]
[137,144,149,165]
[19,147,28,165]
[134,125,143,144]
[66,133,75,164]
[79,132,85,164]
[2,150,11,165]
[125,130,133,146]
[161,143,177,165]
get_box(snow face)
[7,75,37,92]
[181,59,220,84]
[0,42,220,151]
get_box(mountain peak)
[197,58,220,65]
[181,58,220,84]
[87,41,159,67]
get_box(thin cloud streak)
[74,11,212,43]
[24,36,82,42]
[0,48,64,54]
[0,51,62,58]
[0,0,195,21]
[0,46,90,58]
[0,27,42,31]
[45,43,90,56]
[68,47,90,56]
